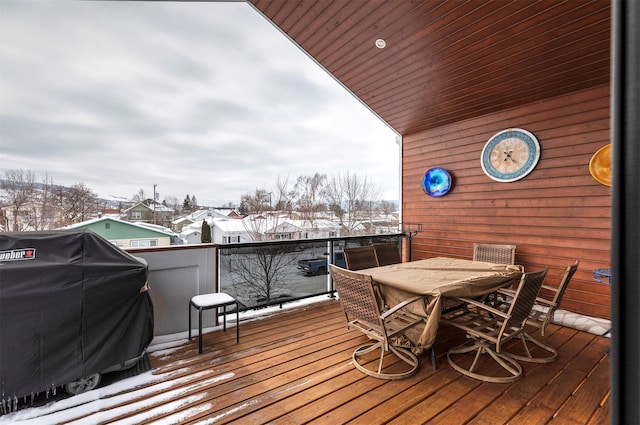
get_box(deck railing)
[128,233,403,336]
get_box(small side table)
[189,293,239,354]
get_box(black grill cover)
[0,229,154,400]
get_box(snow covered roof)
[123,202,173,213]
[64,217,173,237]
[212,218,249,233]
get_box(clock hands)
[503,150,516,163]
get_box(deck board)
[7,298,610,424]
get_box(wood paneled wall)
[402,84,611,319]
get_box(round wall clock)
[481,128,540,182]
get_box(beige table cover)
[360,257,523,352]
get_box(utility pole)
[153,184,157,225]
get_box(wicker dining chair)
[373,243,402,266]
[344,245,378,270]
[472,243,516,265]
[491,260,579,363]
[441,268,549,383]
[329,265,427,379]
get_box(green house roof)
[69,217,170,240]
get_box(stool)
[189,293,239,353]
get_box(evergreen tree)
[183,194,191,212]
[201,220,212,243]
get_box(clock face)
[481,129,540,182]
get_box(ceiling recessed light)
[375,39,386,49]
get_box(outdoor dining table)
[359,257,524,353]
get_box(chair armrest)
[449,296,510,319]
[533,285,559,307]
[381,295,426,319]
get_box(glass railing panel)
[219,234,402,310]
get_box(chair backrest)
[473,243,516,265]
[505,268,549,330]
[329,265,383,329]
[344,246,378,270]
[374,243,402,266]
[537,260,579,334]
[549,260,579,307]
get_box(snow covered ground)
[0,297,328,425]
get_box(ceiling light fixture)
[375,38,386,49]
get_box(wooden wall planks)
[402,84,611,319]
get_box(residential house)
[266,220,303,240]
[123,201,174,227]
[171,216,194,233]
[210,218,253,244]
[0,201,61,232]
[172,208,240,232]
[291,218,341,239]
[0,202,37,232]
[65,217,173,248]
[178,226,202,245]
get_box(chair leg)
[352,342,419,380]
[188,302,192,340]
[198,308,203,354]
[430,345,437,370]
[508,332,558,363]
[235,301,239,343]
[447,340,522,383]
[222,305,227,332]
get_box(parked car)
[0,229,154,408]
[297,251,346,276]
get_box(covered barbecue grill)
[0,229,153,409]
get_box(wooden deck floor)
[23,298,611,424]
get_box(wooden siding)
[402,85,611,319]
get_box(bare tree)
[323,171,381,235]
[52,183,99,225]
[238,189,271,216]
[224,244,301,305]
[131,189,146,204]
[0,169,36,231]
[273,175,296,214]
[230,180,301,306]
[379,200,397,215]
[294,173,326,222]
[31,172,56,230]
[163,195,181,215]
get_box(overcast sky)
[0,1,399,206]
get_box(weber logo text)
[0,249,36,261]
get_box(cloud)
[0,1,399,205]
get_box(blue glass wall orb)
[422,168,452,197]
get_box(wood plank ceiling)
[248,0,611,137]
